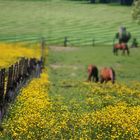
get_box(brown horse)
[100,67,115,84]
[113,43,129,55]
[87,65,99,82]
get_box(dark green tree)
[132,0,140,24]
[90,0,95,3]
[120,0,133,5]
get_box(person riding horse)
[113,26,131,55]
[116,26,131,44]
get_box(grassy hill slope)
[0,0,139,45]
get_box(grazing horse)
[100,67,115,84]
[113,43,129,55]
[87,65,99,82]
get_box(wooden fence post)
[92,38,95,47]
[64,36,68,47]
[41,37,46,69]
[0,69,5,122]
[0,69,5,103]
[5,65,14,102]
[0,57,43,122]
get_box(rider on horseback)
[113,26,131,55]
[115,26,131,44]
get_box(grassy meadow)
[1,43,140,139]
[0,0,140,139]
[47,45,140,103]
[48,45,140,82]
[0,0,139,45]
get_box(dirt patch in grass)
[48,46,78,52]
[50,64,79,70]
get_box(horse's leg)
[116,49,118,55]
[111,79,115,84]
[113,47,116,55]
[94,76,99,82]
[127,48,130,55]
[87,73,92,81]
[126,46,130,55]
[92,76,94,82]
[122,49,125,55]
[112,80,115,84]
[114,48,117,55]
[100,77,104,83]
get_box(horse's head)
[87,64,93,81]
[87,65,93,74]
[87,65,98,82]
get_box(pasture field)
[0,31,140,140]
[0,0,140,139]
[48,45,140,82]
[0,0,140,45]
[0,44,140,139]
[47,45,140,104]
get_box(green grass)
[1,0,140,111]
[48,46,140,82]
[47,45,140,104]
[0,1,140,137]
[0,0,139,45]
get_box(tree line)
[70,0,133,5]
[132,0,140,24]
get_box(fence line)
[0,35,137,47]
[0,57,43,122]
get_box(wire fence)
[0,57,43,122]
[0,39,46,123]
[0,35,137,47]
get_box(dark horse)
[113,43,129,55]
[87,65,99,82]
[100,67,115,84]
[113,30,131,55]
